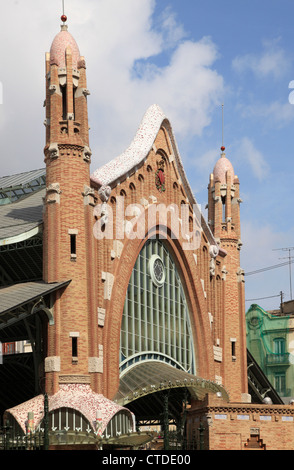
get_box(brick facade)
[39,22,294,450]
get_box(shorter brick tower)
[43,18,100,395]
[207,147,248,402]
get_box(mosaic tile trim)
[5,384,133,434]
[213,154,235,184]
[90,103,216,245]
[50,28,81,68]
[91,104,166,187]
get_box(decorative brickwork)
[42,22,248,441]
[7,21,294,451]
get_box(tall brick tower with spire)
[207,145,248,402]
[43,14,100,396]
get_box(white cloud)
[155,5,187,50]
[129,38,224,138]
[241,220,293,309]
[194,148,219,174]
[234,137,269,181]
[239,100,294,128]
[232,38,289,80]
[0,0,224,175]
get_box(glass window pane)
[119,239,195,374]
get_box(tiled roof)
[213,154,235,183]
[50,26,80,68]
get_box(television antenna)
[273,247,294,300]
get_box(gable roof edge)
[90,104,216,246]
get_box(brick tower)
[43,17,99,395]
[207,146,248,402]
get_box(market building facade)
[1,16,294,450]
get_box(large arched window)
[120,239,196,374]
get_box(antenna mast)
[273,247,294,300]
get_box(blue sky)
[0,0,293,310]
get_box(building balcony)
[266,353,290,366]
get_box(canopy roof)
[116,361,229,405]
[0,280,70,329]
[115,361,229,423]
[5,384,134,434]
[0,188,44,245]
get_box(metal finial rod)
[222,103,224,147]
[220,104,225,152]
[61,0,67,23]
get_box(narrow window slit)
[70,234,76,257]
[72,337,78,358]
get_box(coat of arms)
[155,159,165,192]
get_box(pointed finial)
[61,0,67,23]
[221,103,225,154]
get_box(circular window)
[149,254,165,287]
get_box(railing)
[0,425,45,450]
[0,393,49,451]
[266,353,290,366]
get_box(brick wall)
[188,394,294,450]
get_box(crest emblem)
[155,159,165,193]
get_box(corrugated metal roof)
[0,280,70,317]
[0,169,45,191]
[0,188,44,242]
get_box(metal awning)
[0,280,70,333]
[117,361,229,405]
[115,361,229,425]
